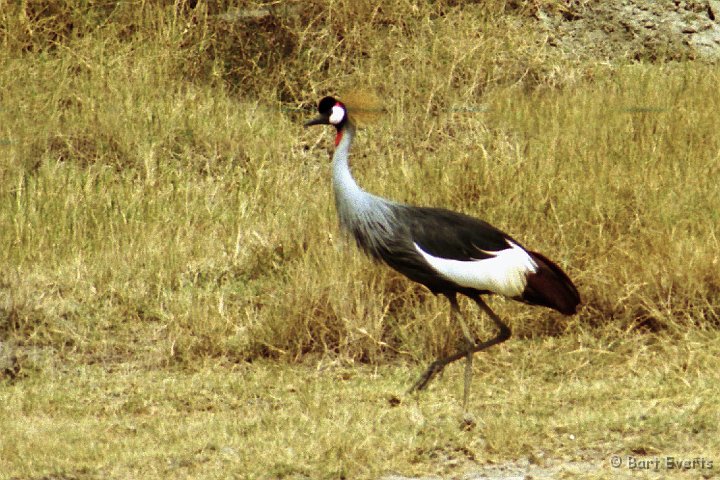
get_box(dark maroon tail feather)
[518,251,580,315]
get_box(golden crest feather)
[339,89,383,126]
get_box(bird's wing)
[403,206,517,261]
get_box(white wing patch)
[414,240,538,297]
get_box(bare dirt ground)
[381,457,602,480]
[533,0,720,61]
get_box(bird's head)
[305,92,382,145]
[304,96,348,130]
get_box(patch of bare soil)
[531,0,720,62]
[381,456,602,480]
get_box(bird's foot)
[408,360,447,393]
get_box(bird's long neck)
[332,122,363,203]
[331,122,397,256]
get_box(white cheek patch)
[329,104,346,125]
[414,241,538,297]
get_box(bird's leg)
[470,295,512,344]
[408,294,476,408]
[454,298,476,410]
[407,294,463,394]
[408,294,512,400]
[463,342,473,409]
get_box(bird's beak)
[304,114,330,127]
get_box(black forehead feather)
[317,96,339,114]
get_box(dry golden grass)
[2,327,718,479]
[1,1,720,478]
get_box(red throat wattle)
[335,130,343,146]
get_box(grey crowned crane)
[305,96,580,407]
